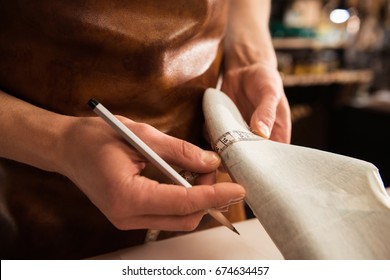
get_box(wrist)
[224,27,277,70]
[0,91,75,174]
[224,0,276,70]
[48,115,78,175]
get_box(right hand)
[57,116,246,231]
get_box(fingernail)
[202,151,220,165]
[256,121,271,138]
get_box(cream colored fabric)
[203,88,390,259]
[91,219,283,260]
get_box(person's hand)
[222,63,291,143]
[58,116,246,231]
[222,0,291,143]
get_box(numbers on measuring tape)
[214,131,262,153]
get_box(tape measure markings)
[214,130,262,153]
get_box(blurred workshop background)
[270,0,390,187]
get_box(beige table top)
[92,218,283,260]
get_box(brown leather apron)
[0,0,244,259]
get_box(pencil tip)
[232,226,240,235]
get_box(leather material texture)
[0,0,227,142]
[0,0,239,259]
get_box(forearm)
[222,0,291,143]
[225,0,277,69]
[0,90,71,173]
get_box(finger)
[122,196,245,231]
[176,170,216,185]
[193,171,216,185]
[249,91,280,138]
[160,138,220,172]
[269,94,292,143]
[122,118,221,173]
[119,211,207,231]
[129,176,246,217]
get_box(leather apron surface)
[0,0,245,259]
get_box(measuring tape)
[214,130,263,153]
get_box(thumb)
[123,119,221,173]
[159,136,221,173]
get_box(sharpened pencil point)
[232,226,240,235]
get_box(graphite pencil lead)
[232,226,240,235]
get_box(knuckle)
[177,201,193,216]
[133,122,154,136]
[203,185,218,202]
[178,186,217,215]
[167,139,198,163]
[176,190,197,215]
[119,118,155,139]
[259,106,277,125]
[179,140,196,160]
[170,139,194,159]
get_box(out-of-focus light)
[347,15,360,34]
[330,9,350,24]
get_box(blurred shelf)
[281,69,373,87]
[273,38,344,50]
